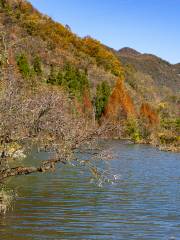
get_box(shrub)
[158,133,178,145]
[47,65,57,85]
[24,21,38,35]
[16,54,32,78]
[33,56,42,75]
[160,118,180,132]
[0,0,5,8]
[125,118,142,142]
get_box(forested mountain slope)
[118,47,179,95]
[0,0,179,151]
[115,47,179,118]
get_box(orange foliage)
[104,78,136,120]
[73,98,83,115]
[72,89,93,117]
[4,1,125,78]
[82,88,93,113]
[18,0,34,13]
[140,103,159,125]
[82,37,124,77]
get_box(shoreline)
[101,136,180,153]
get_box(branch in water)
[0,157,67,181]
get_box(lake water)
[0,141,180,240]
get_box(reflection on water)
[0,141,180,240]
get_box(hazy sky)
[29,0,179,64]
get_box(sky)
[28,0,180,64]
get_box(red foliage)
[104,78,136,120]
[140,103,159,125]
[82,88,93,113]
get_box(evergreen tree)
[46,63,90,101]
[95,81,111,119]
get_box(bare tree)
[0,31,117,189]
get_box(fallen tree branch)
[0,157,67,182]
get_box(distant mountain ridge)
[174,63,180,74]
[118,47,141,56]
[116,47,180,94]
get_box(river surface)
[0,141,180,240]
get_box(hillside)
[118,47,180,92]
[0,0,179,151]
[116,47,180,115]
[174,63,180,75]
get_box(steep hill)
[118,47,180,94]
[0,0,124,87]
[0,0,179,151]
[116,47,180,117]
[118,47,141,56]
[174,63,180,75]
[0,0,127,122]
